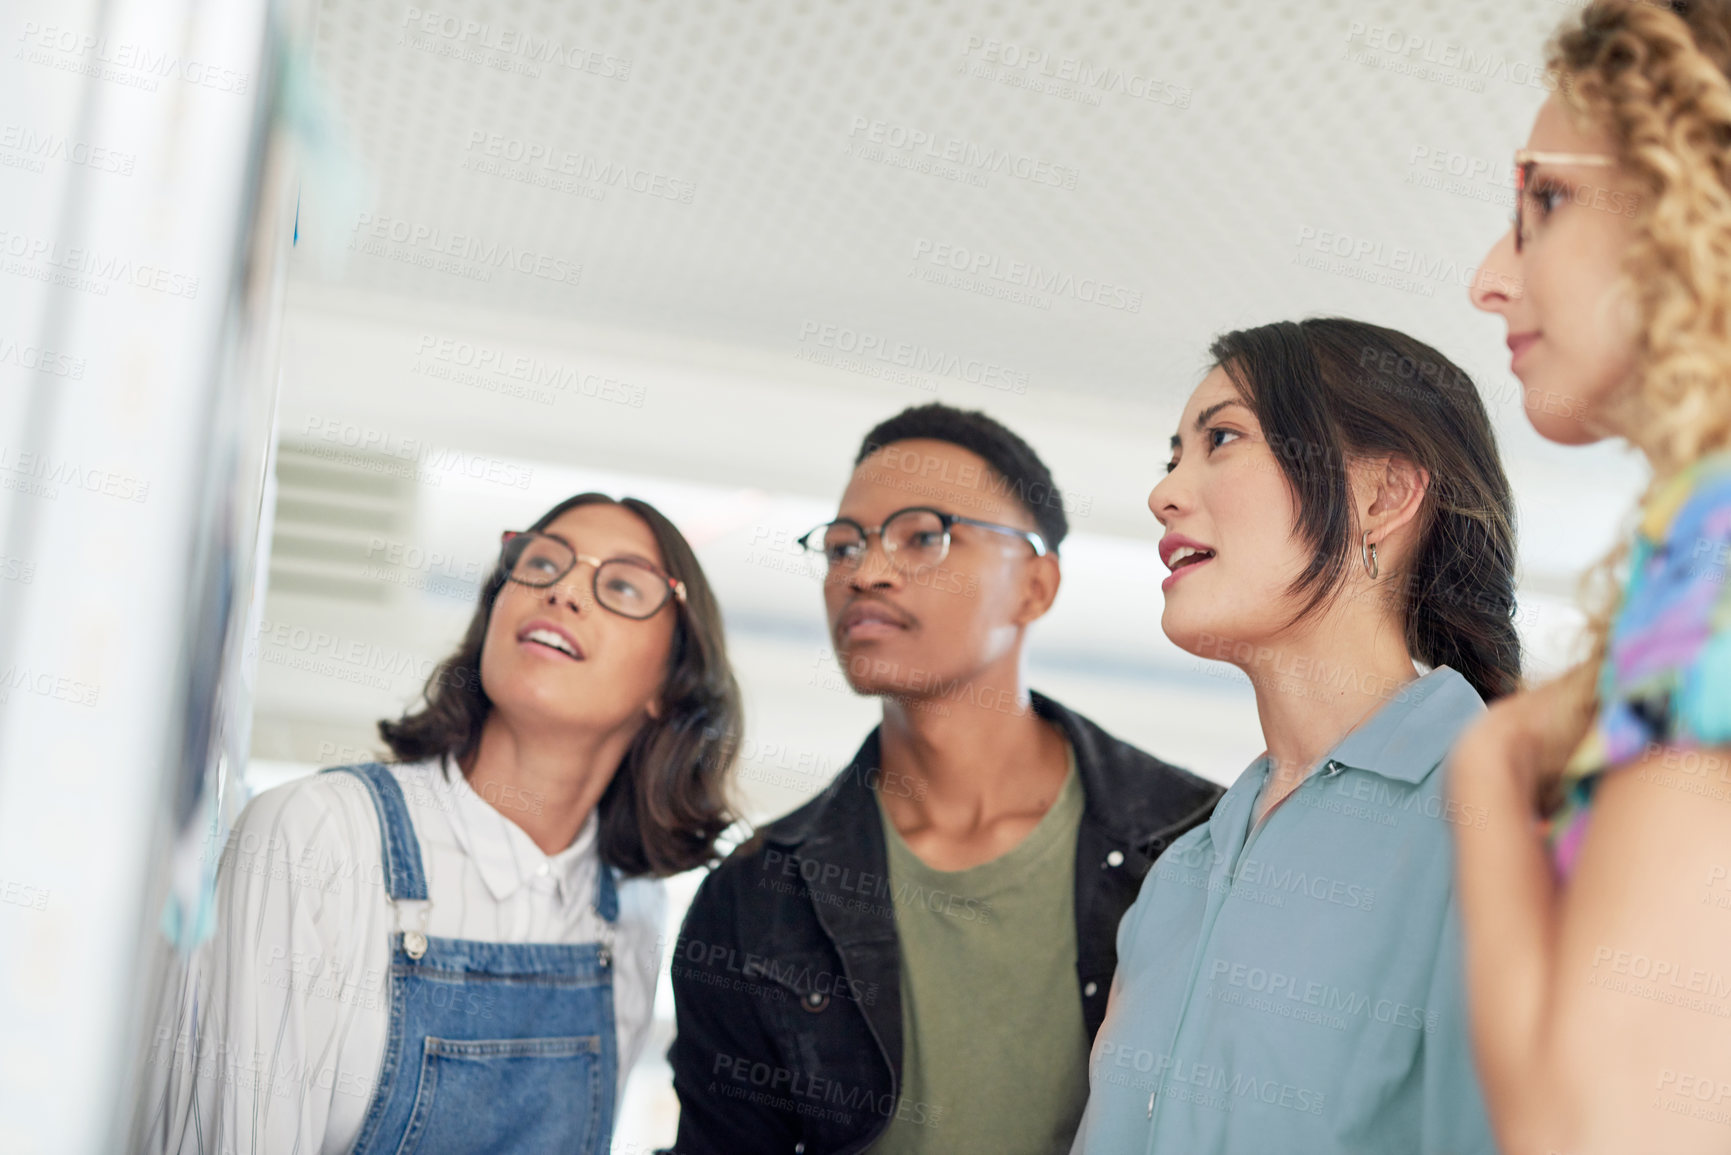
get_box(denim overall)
[326,763,619,1155]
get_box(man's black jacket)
[664,691,1224,1155]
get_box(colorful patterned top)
[1547,449,1731,878]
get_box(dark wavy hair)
[377,493,742,876]
[1208,318,1523,702]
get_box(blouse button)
[1084,981,1098,997]
[1105,850,1124,867]
[803,990,830,1013]
[536,861,550,876]
[1323,760,1343,777]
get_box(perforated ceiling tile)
[298,0,1576,407]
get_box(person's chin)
[1520,364,1621,446]
[496,667,597,721]
[1523,395,1602,446]
[834,644,903,693]
[1160,605,1228,660]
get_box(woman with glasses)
[1069,318,1517,1154]
[1457,2,1731,1152]
[143,493,741,1155]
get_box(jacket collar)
[761,690,1207,852]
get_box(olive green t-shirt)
[869,743,1089,1154]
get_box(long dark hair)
[378,493,742,876]
[1208,318,1522,701]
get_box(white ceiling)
[295,0,1588,400]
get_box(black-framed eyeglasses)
[795,506,1046,575]
[499,530,686,620]
[1513,148,1617,253]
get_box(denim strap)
[321,763,429,902]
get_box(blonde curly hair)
[1543,0,1731,711]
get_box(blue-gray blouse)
[1071,666,1496,1155]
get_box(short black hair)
[853,403,1069,554]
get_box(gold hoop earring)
[1361,531,1379,580]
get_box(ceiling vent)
[267,440,416,603]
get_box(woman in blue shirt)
[1070,317,1516,1154]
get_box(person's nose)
[848,533,902,592]
[545,561,596,615]
[1148,465,1186,529]
[1469,228,1522,314]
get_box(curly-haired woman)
[1457,2,1731,1152]
[141,493,742,1154]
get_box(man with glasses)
[665,403,1223,1155]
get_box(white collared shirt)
[136,757,665,1155]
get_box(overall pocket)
[395,1034,603,1155]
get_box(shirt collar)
[426,757,599,906]
[1323,665,1485,784]
[1209,667,1484,847]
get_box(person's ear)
[1360,455,1430,549]
[1013,553,1062,625]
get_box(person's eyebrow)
[544,531,576,550]
[1170,399,1249,450]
